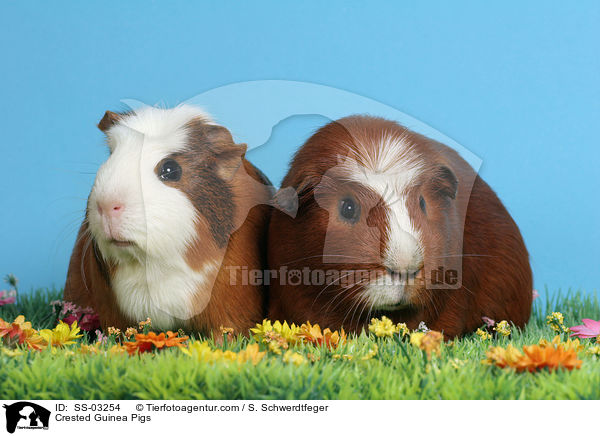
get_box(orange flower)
[298,322,346,349]
[0,316,44,350]
[124,331,188,355]
[519,344,582,372]
[485,343,582,373]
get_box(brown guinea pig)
[64,105,273,336]
[267,115,532,337]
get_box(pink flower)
[570,319,600,338]
[94,329,107,344]
[54,300,101,332]
[532,289,540,300]
[482,316,496,327]
[0,290,16,306]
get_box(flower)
[494,320,511,337]
[481,316,496,327]
[0,290,16,306]
[94,329,107,343]
[109,344,127,355]
[417,321,430,332]
[78,344,100,355]
[263,331,289,354]
[39,321,83,347]
[283,350,306,366]
[107,326,121,337]
[235,344,266,365]
[532,289,540,300]
[368,316,397,337]
[450,358,467,369]
[1,346,24,357]
[420,331,443,358]
[361,344,379,361]
[250,320,300,344]
[297,322,346,349]
[124,327,138,338]
[586,345,600,356]
[410,332,425,347]
[52,301,100,331]
[484,343,582,372]
[476,328,492,340]
[396,323,410,338]
[569,319,600,338]
[138,318,152,330]
[183,341,265,365]
[0,316,44,350]
[124,331,188,355]
[220,326,234,336]
[410,330,443,358]
[546,312,569,333]
[539,335,584,352]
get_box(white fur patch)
[87,105,219,328]
[344,131,425,308]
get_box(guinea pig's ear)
[272,186,299,218]
[203,125,247,181]
[215,143,247,181]
[432,165,458,199]
[97,111,121,132]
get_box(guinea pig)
[267,115,532,337]
[64,105,273,336]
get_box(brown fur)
[267,116,532,337]
[64,112,272,336]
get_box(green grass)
[1,288,599,400]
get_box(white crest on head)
[87,105,218,328]
[342,130,426,308]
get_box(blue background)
[0,1,598,295]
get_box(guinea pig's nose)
[97,200,124,218]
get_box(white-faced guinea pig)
[267,115,532,337]
[64,105,273,336]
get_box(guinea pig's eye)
[419,195,427,214]
[339,197,360,223]
[158,159,182,182]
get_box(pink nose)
[97,201,125,218]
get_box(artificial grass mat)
[1,288,599,400]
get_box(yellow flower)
[476,328,492,340]
[109,344,127,355]
[586,345,600,356]
[539,335,583,351]
[183,341,265,365]
[250,320,300,344]
[138,317,152,330]
[546,312,569,333]
[1,346,24,357]
[494,320,511,337]
[410,332,425,347]
[396,323,410,338]
[236,344,266,365]
[39,321,82,347]
[220,326,234,340]
[124,327,138,338]
[283,350,306,366]
[107,326,121,336]
[361,344,378,361]
[79,344,100,355]
[450,358,467,369]
[263,331,288,354]
[368,316,398,337]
